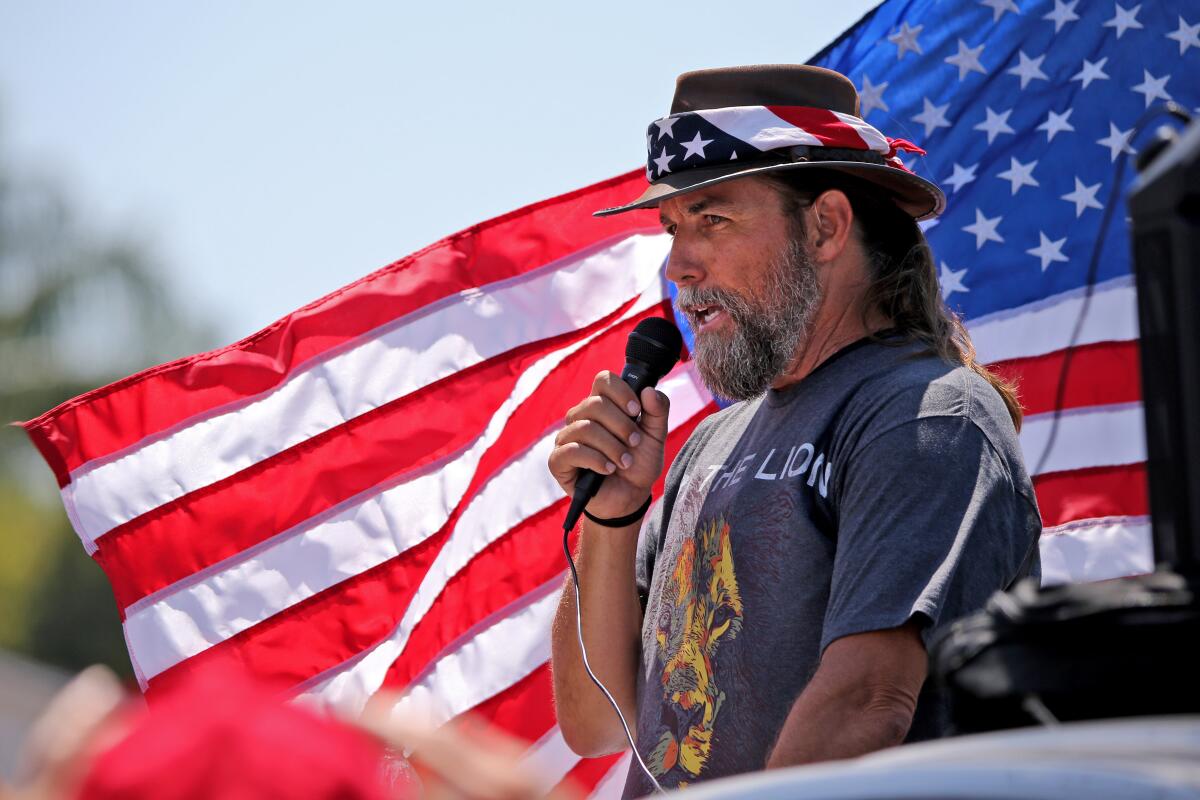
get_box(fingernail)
[620,453,633,468]
[605,461,616,473]
[627,400,640,415]
[629,431,642,447]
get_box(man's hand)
[766,622,927,769]
[548,370,671,519]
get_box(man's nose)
[664,237,707,286]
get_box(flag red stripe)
[99,303,668,612]
[556,752,625,798]
[462,662,557,743]
[21,171,658,484]
[381,408,713,691]
[1033,462,1148,529]
[987,340,1140,417]
[380,500,574,691]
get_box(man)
[547,65,1041,796]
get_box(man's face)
[659,177,823,401]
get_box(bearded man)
[547,65,1042,797]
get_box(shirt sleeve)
[820,414,1038,653]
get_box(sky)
[0,1,880,346]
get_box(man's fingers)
[559,421,633,472]
[564,396,642,447]
[548,441,617,487]
[590,370,641,416]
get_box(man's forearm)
[764,675,914,768]
[550,519,644,757]
[765,625,925,769]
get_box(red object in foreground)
[76,664,401,800]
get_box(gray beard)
[677,239,823,402]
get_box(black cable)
[1031,102,1193,478]
[562,529,667,795]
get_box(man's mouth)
[688,304,726,331]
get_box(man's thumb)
[639,387,670,438]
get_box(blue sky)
[1,1,879,343]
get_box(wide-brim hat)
[595,64,946,220]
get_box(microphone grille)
[626,317,684,377]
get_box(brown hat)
[595,64,945,220]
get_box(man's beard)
[677,239,823,402]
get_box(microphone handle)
[562,362,658,532]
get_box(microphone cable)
[562,526,667,795]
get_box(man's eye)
[703,215,726,226]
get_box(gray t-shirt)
[621,336,1041,797]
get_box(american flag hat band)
[594,103,946,220]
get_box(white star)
[964,209,1004,250]
[1027,231,1069,271]
[939,262,970,300]
[1043,0,1080,33]
[654,117,679,141]
[1103,3,1143,39]
[945,39,987,81]
[1166,16,1200,55]
[943,162,979,194]
[981,0,1020,22]
[1036,108,1075,141]
[1097,122,1135,162]
[1061,178,1104,217]
[653,148,676,176]
[859,74,889,116]
[1007,51,1049,90]
[912,97,952,138]
[1071,57,1110,90]
[680,131,714,161]
[1132,70,1172,108]
[888,21,924,59]
[996,157,1039,195]
[973,106,1015,144]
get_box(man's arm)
[546,372,672,757]
[550,516,645,757]
[765,621,927,769]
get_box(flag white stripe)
[299,364,712,715]
[590,753,633,799]
[967,275,1137,364]
[696,106,823,151]
[1020,402,1145,476]
[122,284,675,682]
[380,581,560,731]
[519,728,584,796]
[1040,515,1153,585]
[65,233,673,548]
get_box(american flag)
[20,0,1196,795]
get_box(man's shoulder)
[846,343,1020,452]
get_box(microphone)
[561,317,684,532]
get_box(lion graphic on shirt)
[647,516,743,785]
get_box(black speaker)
[1128,119,1200,574]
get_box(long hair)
[765,162,1023,430]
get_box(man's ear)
[807,189,855,263]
